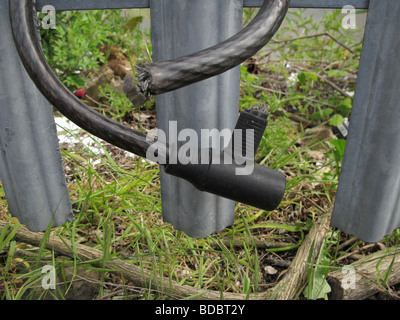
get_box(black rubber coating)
[137,0,290,96]
[9,0,287,211]
[9,0,288,159]
[9,0,152,158]
[165,107,286,211]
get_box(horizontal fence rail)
[35,0,370,10]
[245,0,369,8]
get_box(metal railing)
[4,0,400,242]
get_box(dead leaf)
[264,266,278,275]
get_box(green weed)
[40,9,151,90]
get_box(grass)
[1,8,399,300]
[0,120,338,299]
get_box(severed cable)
[9,0,288,211]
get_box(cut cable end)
[123,69,151,107]
[135,65,153,100]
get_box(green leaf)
[329,114,344,126]
[303,274,331,300]
[297,72,307,85]
[0,221,21,251]
[330,139,346,158]
[303,231,339,300]
[336,98,353,118]
[5,240,17,272]
[242,273,251,295]
[311,107,333,120]
[305,72,318,82]
[124,16,144,31]
[326,70,349,78]
[338,97,353,109]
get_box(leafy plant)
[97,84,134,120]
[327,139,346,178]
[259,9,361,125]
[40,11,111,89]
[40,9,152,90]
[303,230,340,299]
[239,66,264,109]
[0,222,19,253]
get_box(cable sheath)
[9,0,151,158]
[9,0,289,158]
[138,0,290,95]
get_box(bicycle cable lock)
[9,0,289,218]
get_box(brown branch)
[266,211,332,299]
[271,32,355,54]
[328,247,400,300]
[85,94,114,111]
[0,212,332,300]
[209,238,297,250]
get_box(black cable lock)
[165,106,286,211]
[9,0,288,212]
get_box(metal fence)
[2,0,400,242]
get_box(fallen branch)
[328,247,400,300]
[0,212,332,300]
[266,211,332,299]
[209,238,298,251]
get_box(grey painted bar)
[36,0,369,10]
[36,0,150,10]
[0,0,74,231]
[331,0,400,242]
[245,0,369,8]
[150,0,242,238]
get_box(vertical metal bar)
[331,0,400,242]
[150,0,243,238]
[0,0,73,231]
